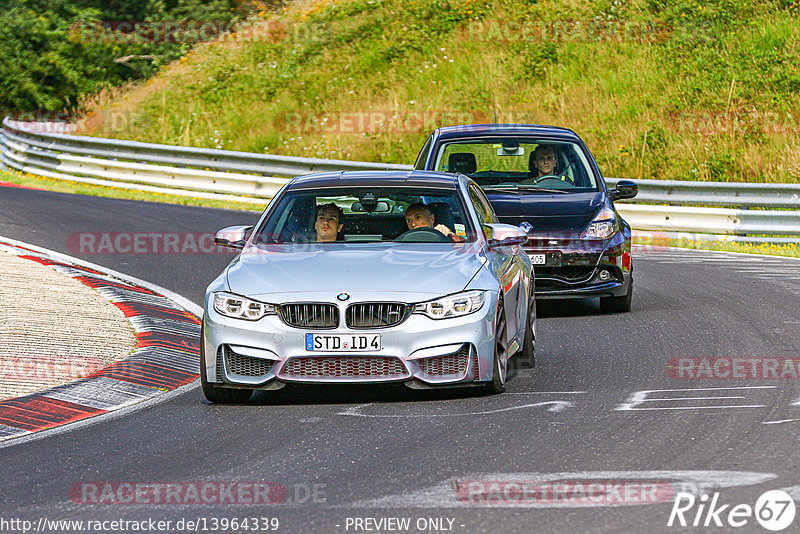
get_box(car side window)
[414,136,432,170]
[469,184,498,225]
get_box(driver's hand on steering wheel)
[435,224,466,242]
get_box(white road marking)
[616,386,776,411]
[337,400,574,418]
[762,419,800,425]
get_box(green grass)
[0,170,267,211]
[79,0,800,184]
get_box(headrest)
[448,153,477,174]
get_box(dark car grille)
[417,345,470,377]
[281,356,407,378]
[223,346,274,377]
[536,267,596,282]
[346,303,411,329]
[279,303,339,329]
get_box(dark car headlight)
[413,290,486,320]
[580,207,618,240]
[213,292,277,321]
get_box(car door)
[468,183,524,338]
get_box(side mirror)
[610,180,638,201]
[214,225,253,249]
[485,223,529,249]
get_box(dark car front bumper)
[524,230,632,299]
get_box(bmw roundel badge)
[337,292,350,301]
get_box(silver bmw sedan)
[202,170,535,402]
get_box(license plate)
[305,333,381,352]
[530,254,546,265]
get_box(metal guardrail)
[0,118,410,203]
[2,118,799,240]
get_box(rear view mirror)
[351,201,390,213]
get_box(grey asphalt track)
[2,186,800,534]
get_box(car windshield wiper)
[485,185,570,194]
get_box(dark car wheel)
[200,327,252,404]
[485,295,508,394]
[600,275,633,313]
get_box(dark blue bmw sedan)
[414,124,638,312]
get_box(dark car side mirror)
[214,225,253,249]
[610,180,638,201]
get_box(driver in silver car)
[314,203,344,242]
[404,203,465,242]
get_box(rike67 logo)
[668,490,796,531]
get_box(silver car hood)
[226,242,486,299]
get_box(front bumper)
[525,230,632,299]
[202,292,499,390]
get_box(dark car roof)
[288,170,460,190]
[435,124,581,142]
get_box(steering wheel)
[395,227,451,242]
[533,175,575,186]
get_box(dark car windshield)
[433,138,600,193]
[252,186,476,244]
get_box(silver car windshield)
[433,138,599,192]
[252,187,476,244]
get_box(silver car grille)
[418,344,470,377]
[346,303,411,329]
[224,346,274,377]
[281,356,407,378]
[279,303,338,329]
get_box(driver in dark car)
[404,203,465,242]
[524,144,574,184]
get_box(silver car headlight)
[213,292,276,321]
[413,290,486,320]
[580,207,618,240]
